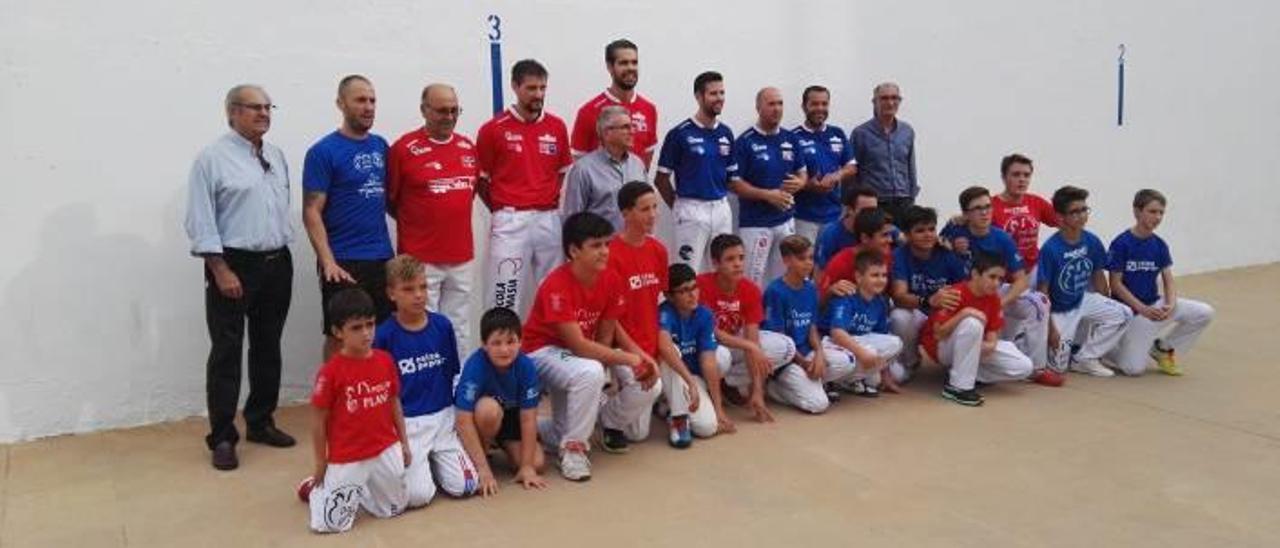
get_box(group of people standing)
[183,39,1214,534]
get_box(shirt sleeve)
[1105,235,1126,272]
[839,130,856,165]
[385,140,404,214]
[184,152,224,255]
[557,123,573,172]
[1035,196,1060,228]
[906,129,919,198]
[441,317,462,379]
[731,134,750,182]
[602,273,627,320]
[372,323,390,352]
[475,122,495,178]
[539,281,577,325]
[1003,235,1024,272]
[453,361,481,412]
[517,355,542,409]
[742,282,765,326]
[760,285,785,333]
[986,300,1005,333]
[1036,250,1053,286]
[825,297,849,331]
[1158,238,1173,268]
[874,298,891,334]
[1088,236,1108,273]
[724,130,740,178]
[301,144,331,194]
[656,128,680,174]
[696,308,718,352]
[891,249,910,282]
[570,104,595,155]
[310,365,336,409]
[560,162,589,218]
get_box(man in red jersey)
[477,59,573,315]
[571,39,658,168]
[387,83,478,352]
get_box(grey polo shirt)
[561,147,647,231]
[184,131,294,255]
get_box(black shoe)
[212,441,239,471]
[720,380,747,406]
[600,428,629,454]
[941,385,984,407]
[823,382,843,403]
[247,425,296,448]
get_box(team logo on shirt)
[342,380,393,413]
[408,142,433,156]
[457,140,473,150]
[427,176,474,194]
[718,136,731,156]
[352,151,384,172]
[460,381,479,404]
[1124,260,1160,273]
[398,352,445,375]
[504,132,523,153]
[628,272,661,290]
[538,134,558,155]
[461,155,476,168]
[1056,247,1093,297]
[631,112,649,133]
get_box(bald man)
[730,87,809,286]
[387,83,479,353]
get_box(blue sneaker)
[668,415,692,449]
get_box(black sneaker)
[850,379,880,398]
[823,382,843,403]
[600,428,629,454]
[720,380,747,406]
[941,385,984,407]
[211,440,238,471]
[247,425,296,448]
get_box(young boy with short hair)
[921,252,1034,406]
[819,249,905,397]
[522,211,660,481]
[372,254,477,507]
[454,307,548,496]
[299,288,410,534]
[991,153,1058,280]
[698,234,796,423]
[1037,185,1133,377]
[1104,189,1214,376]
[820,207,895,301]
[888,206,968,380]
[762,235,860,413]
[657,263,735,448]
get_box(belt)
[224,247,290,260]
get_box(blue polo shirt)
[658,301,718,377]
[941,224,1024,273]
[820,292,891,336]
[657,118,738,201]
[761,278,820,357]
[374,312,460,417]
[1106,230,1173,307]
[1038,230,1108,313]
[891,245,969,313]
[302,130,393,261]
[733,126,807,228]
[793,124,855,224]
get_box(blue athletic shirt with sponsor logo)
[1037,230,1108,313]
[302,130,394,261]
[373,312,459,417]
[453,349,541,412]
[658,301,718,377]
[656,118,737,201]
[733,126,807,228]
[820,292,891,336]
[940,224,1024,274]
[1106,230,1173,307]
[891,245,969,313]
[761,277,820,356]
[793,124,855,224]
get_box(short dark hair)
[779,235,812,258]
[605,39,637,64]
[562,212,614,258]
[511,59,548,85]
[709,233,743,261]
[959,186,991,211]
[1052,185,1090,214]
[337,74,371,98]
[971,250,1007,274]
[1000,153,1033,177]
[1133,188,1167,210]
[853,208,888,242]
[617,181,655,211]
[900,205,938,232]
[327,287,376,334]
[480,307,522,342]
[854,248,886,273]
[801,85,829,105]
[694,71,723,95]
[668,263,697,291]
[843,185,879,209]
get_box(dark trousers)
[879,196,915,230]
[204,247,293,449]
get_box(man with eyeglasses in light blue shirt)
[185,84,296,472]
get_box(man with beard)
[303,75,394,360]
[571,39,658,169]
[477,59,573,315]
[792,85,857,243]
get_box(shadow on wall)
[0,191,323,442]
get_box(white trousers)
[820,332,905,385]
[1051,292,1133,367]
[403,409,477,508]
[425,260,475,355]
[740,219,796,288]
[1000,285,1052,369]
[793,219,823,245]
[723,330,796,390]
[661,354,732,438]
[308,443,407,534]
[488,209,562,316]
[528,346,607,450]
[672,197,734,272]
[1106,297,1213,375]
[936,317,1034,390]
[889,308,928,372]
[599,364,664,442]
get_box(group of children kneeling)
[298,179,1213,534]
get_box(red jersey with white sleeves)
[387,130,478,264]
[696,273,764,335]
[521,264,628,353]
[919,282,1005,361]
[571,90,659,164]
[607,235,669,357]
[475,107,572,211]
[310,350,401,464]
[992,193,1058,271]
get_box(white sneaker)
[558,441,592,481]
[1070,359,1115,377]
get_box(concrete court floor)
[2,265,1277,548]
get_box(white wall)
[1,0,1276,441]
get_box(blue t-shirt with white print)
[302,130,393,260]
[1037,230,1108,313]
[1106,230,1173,307]
[454,349,541,412]
[374,312,460,417]
[658,301,719,377]
[820,292,891,336]
[762,277,820,356]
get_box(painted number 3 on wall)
[488,14,502,42]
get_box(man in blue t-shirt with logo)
[792,85,857,244]
[303,75,395,359]
[655,71,739,272]
[732,87,809,287]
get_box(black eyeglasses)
[235,102,277,113]
[429,107,462,116]
[1066,206,1092,217]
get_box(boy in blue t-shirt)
[1036,186,1133,377]
[888,205,967,380]
[454,307,547,496]
[657,263,734,448]
[374,255,477,506]
[820,249,905,397]
[762,236,861,413]
[1104,189,1214,376]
